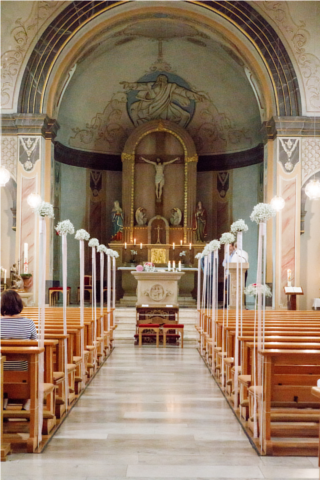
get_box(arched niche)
[121,119,197,244]
[148,215,170,245]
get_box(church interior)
[1,0,320,477]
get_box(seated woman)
[1,290,37,410]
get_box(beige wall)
[1,181,16,274]
[300,197,320,310]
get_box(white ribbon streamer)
[79,240,85,381]
[107,254,111,332]
[62,234,69,413]
[37,217,45,446]
[100,252,104,338]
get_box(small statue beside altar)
[111,200,124,241]
[135,207,147,226]
[193,201,207,242]
[170,207,182,226]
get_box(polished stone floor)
[3,347,320,479]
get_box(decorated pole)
[208,240,220,375]
[55,219,75,417]
[219,232,235,388]
[97,244,108,340]
[75,229,90,382]
[195,253,202,330]
[111,250,119,339]
[33,200,54,446]
[250,203,276,443]
[89,238,99,343]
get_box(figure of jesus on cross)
[140,156,179,202]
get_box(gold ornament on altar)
[151,248,167,265]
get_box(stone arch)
[17,1,301,117]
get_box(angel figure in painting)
[111,200,124,241]
[140,156,179,202]
[193,201,207,242]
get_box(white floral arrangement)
[208,239,221,251]
[75,229,90,241]
[244,283,272,297]
[111,250,119,258]
[55,219,74,236]
[34,201,54,219]
[195,253,202,260]
[201,245,210,257]
[88,238,99,248]
[130,250,138,256]
[220,232,235,244]
[179,251,186,257]
[97,244,108,254]
[250,203,276,224]
[231,219,248,233]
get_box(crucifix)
[155,225,163,244]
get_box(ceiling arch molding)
[17,0,301,117]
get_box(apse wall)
[1,182,16,274]
[300,199,320,310]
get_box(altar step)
[114,307,198,346]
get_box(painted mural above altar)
[56,15,263,158]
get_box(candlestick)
[173,242,175,250]
[140,242,142,250]
[24,243,28,274]
[168,261,171,272]
[173,260,175,270]
[189,243,192,250]
[180,240,182,246]
[134,238,136,245]
[125,242,127,249]
[178,261,181,272]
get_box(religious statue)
[121,74,205,128]
[140,156,179,202]
[193,201,207,242]
[170,207,182,226]
[135,207,147,226]
[111,200,124,241]
[11,269,24,291]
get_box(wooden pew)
[1,355,11,461]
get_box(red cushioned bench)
[138,324,160,347]
[163,324,184,348]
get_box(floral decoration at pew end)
[88,238,99,248]
[250,203,276,224]
[33,200,54,218]
[75,229,90,241]
[111,250,119,258]
[244,283,272,297]
[208,239,221,251]
[195,253,202,260]
[220,232,235,244]
[55,219,74,236]
[97,244,108,254]
[231,219,248,233]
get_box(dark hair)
[1,290,23,316]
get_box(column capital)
[0,114,59,140]
[261,116,320,143]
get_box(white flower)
[208,240,221,251]
[131,249,138,255]
[34,201,54,219]
[75,229,90,241]
[231,219,248,233]
[179,251,186,257]
[220,232,235,244]
[244,283,272,298]
[111,250,119,258]
[88,238,99,248]
[250,203,276,224]
[195,253,202,260]
[97,244,108,254]
[55,219,74,236]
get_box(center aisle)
[5,347,319,479]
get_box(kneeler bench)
[163,324,184,348]
[138,324,160,347]
[48,287,71,306]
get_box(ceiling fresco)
[57,16,263,157]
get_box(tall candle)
[178,261,181,272]
[125,242,127,249]
[173,242,175,250]
[180,240,182,246]
[140,242,142,250]
[24,243,28,273]
[173,260,175,270]
[134,238,136,245]
[168,261,171,272]
[189,243,192,250]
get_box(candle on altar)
[287,269,292,286]
[173,242,175,250]
[189,243,192,250]
[24,243,28,274]
[124,242,127,249]
[180,240,182,246]
[140,243,142,250]
[134,238,136,245]
[178,261,181,272]
[173,260,175,270]
[168,261,171,272]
